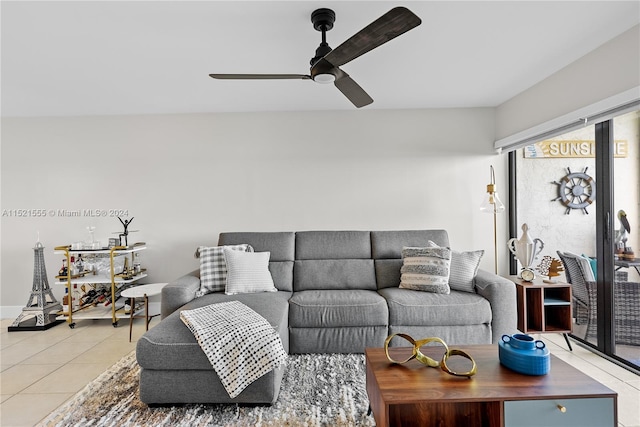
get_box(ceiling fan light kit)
[209,7,421,108]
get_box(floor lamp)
[480,165,505,274]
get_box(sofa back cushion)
[295,231,371,259]
[294,259,376,291]
[218,232,295,292]
[371,230,450,289]
[294,231,375,291]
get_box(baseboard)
[2,302,161,321]
[1,306,24,319]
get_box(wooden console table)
[365,345,617,427]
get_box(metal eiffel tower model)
[9,239,63,331]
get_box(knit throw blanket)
[180,301,287,398]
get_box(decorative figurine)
[507,224,544,282]
[537,256,564,283]
[116,217,135,247]
[9,237,63,331]
[615,210,634,260]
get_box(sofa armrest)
[161,269,201,319]
[474,269,517,344]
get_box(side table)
[615,257,640,277]
[121,283,167,341]
[507,276,573,351]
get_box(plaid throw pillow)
[196,244,253,297]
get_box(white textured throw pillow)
[427,241,483,293]
[449,249,484,293]
[196,244,253,297]
[224,248,277,295]
[400,246,451,294]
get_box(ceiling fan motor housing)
[311,8,335,32]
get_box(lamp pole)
[480,165,505,275]
[493,206,498,274]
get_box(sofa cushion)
[218,232,295,292]
[224,249,277,295]
[379,287,492,326]
[136,291,290,371]
[295,231,371,259]
[218,232,295,262]
[371,230,450,290]
[400,246,451,294]
[427,241,484,293]
[449,249,484,293]
[374,259,403,289]
[289,289,388,328]
[196,244,252,296]
[563,251,596,281]
[294,259,376,291]
[371,230,449,259]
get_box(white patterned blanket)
[180,301,287,398]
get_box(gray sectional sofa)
[136,230,516,405]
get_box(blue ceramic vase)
[499,333,550,375]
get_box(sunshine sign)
[524,140,628,158]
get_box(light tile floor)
[1,319,639,427]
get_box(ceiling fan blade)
[209,74,311,80]
[333,69,373,108]
[323,7,421,67]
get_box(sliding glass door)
[610,111,640,367]
[512,109,639,371]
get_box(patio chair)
[557,251,640,346]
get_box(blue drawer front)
[504,397,614,427]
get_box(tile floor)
[1,319,639,427]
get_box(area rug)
[39,351,376,426]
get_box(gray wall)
[1,108,505,314]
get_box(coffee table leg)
[128,297,134,342]
[144,293,149,331]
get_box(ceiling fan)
[209,7,422,108]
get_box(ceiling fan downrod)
[310,8,335,67]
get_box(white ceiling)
[1,1,639,117]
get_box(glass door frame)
[594,120,615,356]
[509,119,636,370]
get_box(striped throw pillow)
[400,246,451,294]
[224,248,277,295]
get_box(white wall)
[1,108,507,315]
[495,25,640,142]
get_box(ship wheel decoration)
[552,167,596,214]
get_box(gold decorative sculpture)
[383,333,477,378]
[537,255,564,283]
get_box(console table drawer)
[504,397,615,427]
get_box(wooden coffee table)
[366,345,617,427]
